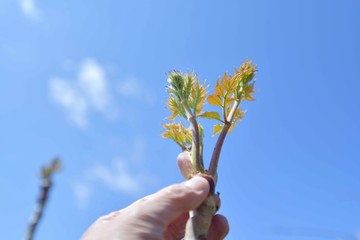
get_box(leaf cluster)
[166,71,207,120]
[203,60,256,135]
[164,71,207,153]
[162,61,256,174]
[162,122,192,150]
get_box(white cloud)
[72,137,157,209]
[78,59,110,111]
[87,159,144,195]
[50,58,157,128]
[50,78,88,128]
[73,159,146,209]
[20,0,40,19]
[49,58,115,129]
[116,77,155,105]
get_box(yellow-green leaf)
[224,97,237,107]
[162,122,192,149]
[190,80,207,116]
[207,94,222,106]
[213,124,223,135]
[244,95,255,101]
[233,108,246,123]
[200,111,221,121]
[167,97,185,120]
[214,79,223,96]
[228,123,236,134]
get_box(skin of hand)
[81,176,229,240]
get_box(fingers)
[207,214,229,240]
[122,176,229,239]
[163,212,189,239]
[132,176,210,226]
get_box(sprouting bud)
[167,71,184,92]
[176,150,195,179]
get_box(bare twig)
[25,158,62,240]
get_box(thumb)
[135,176,210,225]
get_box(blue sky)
[1,0,360,239]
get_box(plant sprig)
[207,61,256,176]
[162,60,256,178]
[162,60,256,239]
[163,71,207,172]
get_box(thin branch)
[208,123,231,177]
[25,178,51,240]
[25,158,62,240]
[208,100,240,176]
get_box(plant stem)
[208,123,230,177]
[185,194,218,240]
[25,159,61,240]
[226,100,240,123]
[182,99,204,172]
[208,100,240,176]
[188,114,204,171]
[25,177,51,240]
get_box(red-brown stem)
[208,100,240,177]
[208,123,230,176]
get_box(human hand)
[81,176,229,239]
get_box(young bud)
[176,150,195,179]
[167,71,184,91]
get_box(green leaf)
[167,71,184,92]
[183,73,195,100]
[190,80,207,116]
[213,124,223,135]
[233,60,257,101]
[200,111,222,121]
